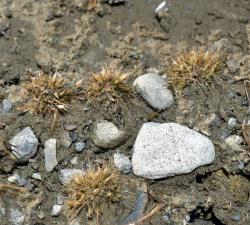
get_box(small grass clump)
[86,66,133,120]
[19,70,79,129]
[64,164,121,221]
[168,48,225,89]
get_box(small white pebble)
[228,117,237,130]
[51,204,62,217]
[31,172,42,181]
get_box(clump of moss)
[64,164,120,221]
[85,66,134,120]
[168,48,225,89]
[19,70,79,129]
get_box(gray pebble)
[70,156,79,165]
[232,213,241,221]
[57,194,66,205]
[9,127,38,162]
[92,120,126,149]
[9,208,25,225]
[228,117,237,130]
[74,141,85,152]
[238,161,244,170]
[1,99,13,113]
[37,211,45,220]
[18,176,28,187]
[69,130,78,143]
[114,153,132,173]
[59,168,84,185]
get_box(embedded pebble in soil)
[44,139,58,172]
[59,168,84,185]
[9,127,38,162]
[228,117,237,130]
[31,172,42,181]
[70,156,79,165]
[92,120,127,149]
[209,38,233,52]
[133,73,174,110]
[114,152,132,173]
[51,204,62,217]
[61,131,72,148]
[1,99,13,113]
[9,208,25,225]
[74,141,85,152]
[132,122,215,179]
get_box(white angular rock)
[92,120,126,149]
[132,122,215,179]
[133,73,174,110]
[59,168,84,185]
[31,172,42,181]
[51,204,62,217]
[9,127,38,162]
[114,153,132,173]
[224,135,244,152]
[228,117,237,130]
[44,139,58,172]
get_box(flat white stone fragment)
[44,139,58,172]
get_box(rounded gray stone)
[132,122,215,179]
[133,73,174,110]
[9,127,38,162]
[92,120,126,149]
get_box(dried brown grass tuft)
[64,164,121,221]
[168,48,225,89]
[85,66,134,120]
[19,70,79,129]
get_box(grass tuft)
[19,70,79,129]
[64,164,121,221]
[168,48,225,89]
[85,66,134,120]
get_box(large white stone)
[9,127,38,162]
[132,122,215,179]
[133,73,174,110]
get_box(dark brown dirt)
[0,0,250,225]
